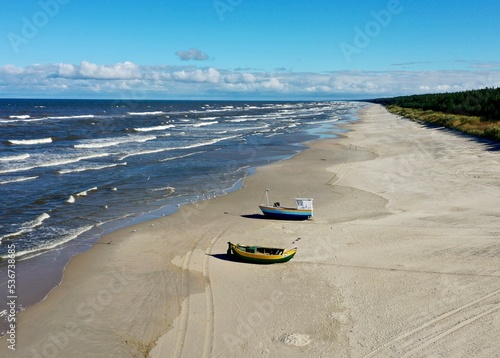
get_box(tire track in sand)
[327,162,352,186]
[172,244,193,358]
[201,235,219,358]
[172,226,227,358]
[363,287,500,358]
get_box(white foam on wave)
[133,124,174,132]
[0,117,47,124]
[228,116,259,123]
[1,114,95,124]
[191,121,218,127]
[0,175,39,185]
[3,225,95,260]
[128,111,165,116]
[0,154,30,161]
[67,195,75,203]
[74,135,156,149]
[0,213,50,242]
[58,162,127,175]
[159,151,203,162]
[33,213,51,227]
[188,107,235,114]
[47,114,95,120]
[8,137,52,145]
[119,135,239,160]
[0,153,110,175]
[151,186,175,192]
[76,187,98,196]
[307,117,340,125]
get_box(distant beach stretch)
[1,104,499,357]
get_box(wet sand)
[2,104,500,357]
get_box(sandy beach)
[2,104,500,357]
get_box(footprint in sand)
[279,333,312,347]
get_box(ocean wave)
[0,114,95,124]
[133,124,174,132]
[159,151,204,162]
[0,154,30,162]
[47,114,95,120]
[226,124,270,132]
[62,186,99,203]
[0,153,110,174]
[0,176,38,185]
[0,117,47,124]
[228,117,259,123]
[128,111,165,116]
[76,187,98,196]
[151,186,175,193]
[307,117,340,125]
[74,135,156,149]
[119,135,239,160]
[57,162,127,175]
[2,225,94,260]
[0,213,50,242]
[187,108,235,114]
[7,137,52,145]
[191,121,218,127]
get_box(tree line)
[371,88,500,142]
[373,87,500,122]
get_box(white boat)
[258,190,313,220]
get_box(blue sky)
[1,0,499,99]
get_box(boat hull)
[259,205,312,220]
[228,242,297,264]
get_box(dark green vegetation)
[372,88,500,142]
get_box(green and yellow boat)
[227,242,297,264]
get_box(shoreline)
[0,110,335,324]
[2,104,499,357]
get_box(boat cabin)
[295,198,313,210]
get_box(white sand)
[2,104,499,357]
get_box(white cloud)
[175,48,209,61]
[1,61,500,99]
[262,78,286,91]
[1,64,25,75]
[57,63,75,77]
[223,72,256,84]
[61,61,141,80]
[172,67,220,83]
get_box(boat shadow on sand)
[240,214,268,220]
[209,253,246,263]
[240,213,311,221]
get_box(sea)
[0,99,364,331]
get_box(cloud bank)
[1,61,499,99]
